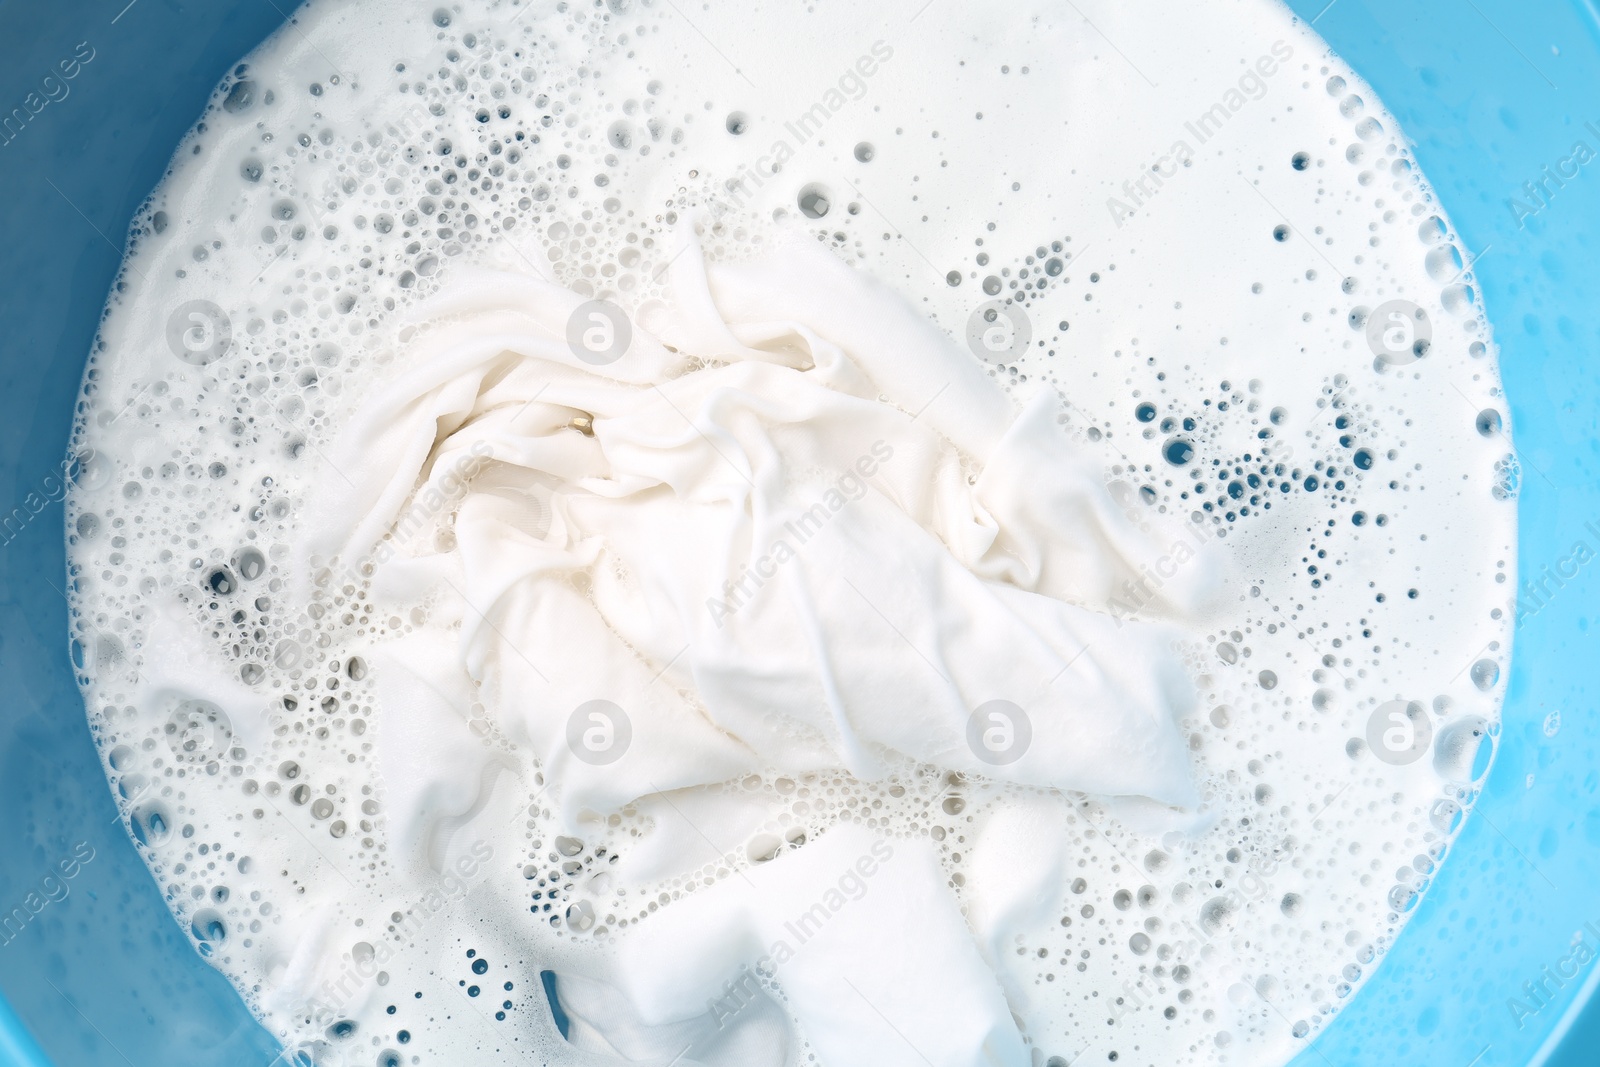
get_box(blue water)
[0,2,1597,1065]
[0,4,291,1064]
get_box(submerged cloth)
[302,233,1208,837]
[297,232,1213,1067]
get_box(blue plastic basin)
[0,2,1596,1064]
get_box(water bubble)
[1470,658,1500,691]
[747,833,783,863]
[797,183,832,219]
[1434,716,1492,781]
[221,80,257,113]
[566,900,596,931]
[234,546,267,581]
[1424,244,1464,283]
[853,141,875,162]
[191,908,228,943]
[1198,896,1237,935]
[131,801,172,847]
[71,449,109,491]
[1492,455,1520,500]
[207,566,237,595]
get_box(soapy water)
[62,0,1517,1064]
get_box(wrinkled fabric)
[301,234,1206,837]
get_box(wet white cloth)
[594,822,1030,1067]
[302,234,1204,838]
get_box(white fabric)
[301,235,1205,831]
[603,822,1029,1067]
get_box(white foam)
[65,0,1516,1064]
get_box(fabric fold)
[299,234,1208,831]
